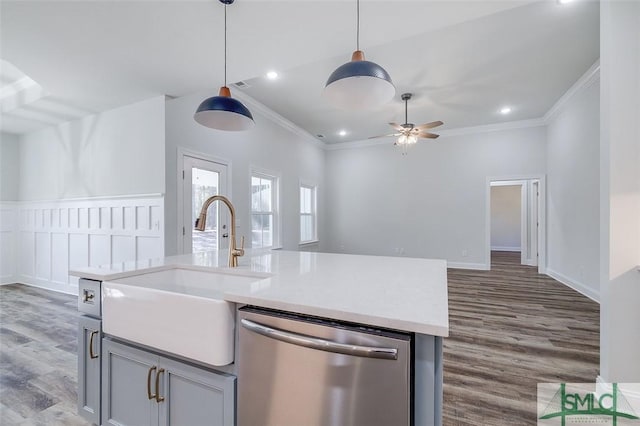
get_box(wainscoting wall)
[0,195,164,294]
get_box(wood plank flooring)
[0,252,599,425]
[443,252,599,425]
[0,284,89,425]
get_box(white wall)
[0,133,20,283]
[19,96,165,201]
[324,125,546,268]
[8,96,166,292]
[490,185,521,251]
[546,74,600,300]
[599,0,640,384]
[0,132,20,201]
[164,91,325,256]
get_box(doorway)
[486,176,545,273]
[178,151,230,254]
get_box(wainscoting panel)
[13,195,164,294]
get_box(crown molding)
[233,90,325,150]
[543,59,600,123]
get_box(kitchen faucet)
[194,195,244,267]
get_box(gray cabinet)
[102,339,236,426]
[78,316,101,425]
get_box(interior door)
[530,180,539,267]
[182,156,228,254]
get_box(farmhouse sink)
[102,267,266,366]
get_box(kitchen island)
[71,249,449,426]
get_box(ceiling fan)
[369,93,443,150]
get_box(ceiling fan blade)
[417,132,440,139]
[414,120,444,131]
[388,122,405,131]
[368,133,400,140]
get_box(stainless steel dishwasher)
[238,306,412,426]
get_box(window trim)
[250,167,281,249]
[299,181,318,245]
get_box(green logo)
[539,383,639,425]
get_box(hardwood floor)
[443,252,599,425]
[0,284,89,425]
[0,252,599,425]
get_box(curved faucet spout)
[194,195,244,267]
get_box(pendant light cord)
[224,4,227,87]
[356,0,360,51]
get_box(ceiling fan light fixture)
[396,134,417,146]
[194,0,254,132]
[323,0,395,110]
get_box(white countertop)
[70,249,449,336]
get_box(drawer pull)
[88,330,99,359]
[83,289,95,303]
[155,368,165,403]
[147,366,157,400]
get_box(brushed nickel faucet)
[194,195,244,267]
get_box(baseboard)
[17,276,77,296]
[491,246,521,252]
[447,262,490,271]
[546,268,600,303]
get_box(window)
[299,184,317,243]
[251,172,279,248]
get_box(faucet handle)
[234,236,245,258]
[240,236,245,250]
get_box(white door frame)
[176,147,232,254]
[485,174,546,274]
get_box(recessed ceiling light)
[338,130,347,137]
[500,107,512,115]
[266,71,279,80]
[558,0,574,4]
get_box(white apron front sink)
[102,267,265,366]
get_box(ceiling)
[0,1,599,142]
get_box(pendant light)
[194,0,254,131]
[323,0,395,110]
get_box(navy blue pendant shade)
[323,50,395,110]
[194,86,254,131]
[194,0,254,131]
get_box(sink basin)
[102,267,264,366]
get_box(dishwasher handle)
[240,318,398,360]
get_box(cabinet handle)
[147,366,157,400]
[155,368,165,403]
[88,330,99,359]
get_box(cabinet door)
[102,339,158,426]
[78,316,101,425]
[158,357,236,426]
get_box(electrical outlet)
[462,249,468,257]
